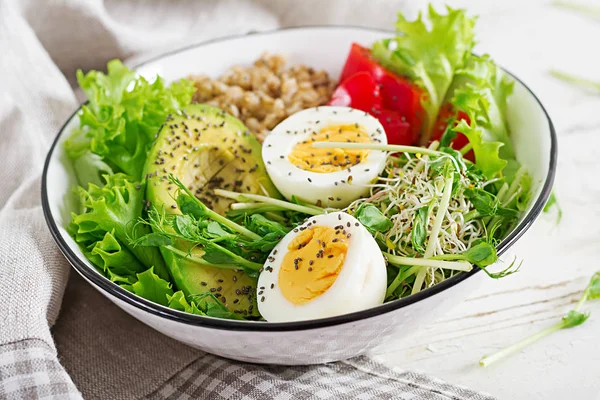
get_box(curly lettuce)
[86,230,146,285]
[65,60,195,182]
[127,269,244,320]
[69,173,169,280]
[453,120,507,179]
[372,5,477,144]
[451,55,515,161]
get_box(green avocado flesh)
[144,104,279,317]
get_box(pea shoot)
[480,272,600,367]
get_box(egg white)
[257,211,387,322]
[262,106,388,208]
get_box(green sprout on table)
[551,2,600,91]
[480,272,600,367]
[553,1,600,22]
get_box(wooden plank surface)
[379,1,600,399]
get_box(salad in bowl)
[43,5,555,363]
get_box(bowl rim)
[41,25,557,332]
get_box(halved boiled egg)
[257,211,387,322]
[262,106,387,208]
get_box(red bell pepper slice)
[338,43,423,144]
[371,106,412,146]
[431,104,473,160]
[328,72,412,145]
[328,71,382,112]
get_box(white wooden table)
[379,1,600,399]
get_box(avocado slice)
[144,104,279,317]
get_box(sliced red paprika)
[328,72,411,146]
[328,71,382,112]
[432,104,473,160]
[372,106,412,146]
[339,43,423,144]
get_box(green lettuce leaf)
[453,120,506,179]
[70,173,169,280]
[128,267,174,306]
[71,150,114,188]
[371,5,477,144]
[355,204,393,233]
[189,294,245,320]
[450,55,515,160]
[167,291,206,315]
[86,230,146,284]
[65,60,195,181]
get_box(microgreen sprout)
[346,144,496,298]
[480,272,600,367]
[167,174,261,240]
[214,189,327,216]
[543,191,562,224]
[311,141,444,157]
[553,1,600,21]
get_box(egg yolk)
[278,225,349,304]
[288,123,371,173]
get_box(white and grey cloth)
[0,0,497,398]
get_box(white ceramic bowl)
[42,26,556,365]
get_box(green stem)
[384,252,472,272]
[479,321,564,367]
[386,266,420,298]
[463,209,480,222]
[550,70,600,92]
[215,189,325,216]
[459,143,473,156]
[495,183,510,206]
[230,202,287,211]
[553,1,600,20]
[169,175,261,241]
[412,170,455,294]
[264,212,287,223]
[483,183,509,227]
[415,141,441,174]
[487,168,526,230]
[205,209,260,240]
[164,245,241,271]
[501,165,526,205]
[575,292,588,313]
[311,142,444,157]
